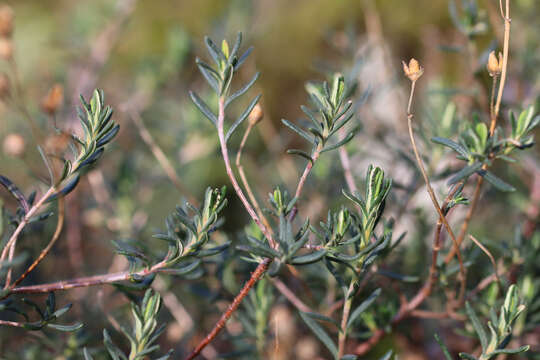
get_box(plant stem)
[235,122,274,235]
[1,187,56,287]
[270,278,312,313]
[338,280,356,358]
[185,258,271,360]
[9,260,167,295]
[216,97,274,244]
[445,0,511,264]
[10,197,65,289]
[294,144,322,200]
[406,81,466,303]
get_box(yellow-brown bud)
[0,72,9,99]
[487,51,503,77]
[3,133,25,157]
[0,5,14,37]
[41,84,64,115]
[248,103,263,126]
[402,58,424,82]
[0,37,12,59]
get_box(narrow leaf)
[481,170,516,192]
[189,91,217,125]
[299,311,338,357]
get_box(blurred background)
[0,0,539,358]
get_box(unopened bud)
[0,72,9,99]
[0,37,12,59]
[0,5,14,37]
[402,58,424,82]
[3,133,25,157]
[41,84,64,115]
[248,103,263,126]
[487,51,503,77]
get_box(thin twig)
[406,81,466,304]
[445,0,511,264]
[1,187,56,285]
[338,281,356,358]
[185,258,271,360]
[468,235,501,286]
[9,260,169,295]
[294,144,322,200]
[0,319,25,328]
[10,197,65,289]
[270,278,312,313]
[235,122,274,235]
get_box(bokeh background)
[1,0,539,358]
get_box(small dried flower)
[0,37,12,59]
[248,103,263,126]
[3,133,25,157]
[487,51,503,77]
[402,58,424,82]
[0,72,9,99]
[0,4,14,37]
[41,84,64,115]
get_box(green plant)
[1,0,539,359]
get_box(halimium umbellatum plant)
[0,0,539,359]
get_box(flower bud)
[41,84,64,115]
[402,58,424,82]
[0,5,14,37]
[487,51,503,77]
[3,133,25,157]
[248,103,263,126]
[0,37,12,59]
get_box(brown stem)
[216,97,274,244]
[294,144,322,200]
[446,0,511,264]
[0,319,25,328]
[270,278,312,313]
[185,258,271,360]
[10,197,65,289]
[235,122,274,236]
[468,234,501,286]
[338,281,356,358]
[406,82,466,304]
[1,187,56,288]
[9,260,167,295]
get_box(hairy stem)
[185,258,271,360]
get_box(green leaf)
[225,94,261,142]
[225,72,260,108]
[448,162,482,185]
[321,131,355,153]
[481,171,516,192]
[287,149,313,162]
[83,348,94,360]
[432,137,469,158]
[347,288,381,328]
[290,249,326,265]
[281,119,315,144]
[458,353,477,360]
[189,91,217,125]
[487,345,530,356]
[434,334,453,360]
[196,58,221,93]
[465,301,488,350]
[204,36,226,67]
[47,323,83,332]
[299,311,338,357]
